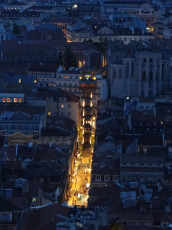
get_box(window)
[18,98,22,103]
[113,175,119,181]
[7,98,11,102]
[95,175,101,181]
[48,112,51,116]
[18,79,21,83]
[61,104,64,108]
[32,197,37,203]
[104,175,110,181]
[68,104,71,108]
[14,98,17,103]
[142,71,146,81]
[119,69,122,78]
[2,98,6,102]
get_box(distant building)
[108,40,171,98]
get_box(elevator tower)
[79,72,96,150]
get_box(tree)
[64,46,78,70]
[12,23,20,35]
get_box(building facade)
[108,40,171,98]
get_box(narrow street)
[65,73,96,207]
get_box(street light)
[73,4,78,9]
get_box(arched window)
[114,69,116,79]
[149,71,153,81]
[156,71,158,81]
[142,71,146,81]
[149,90,153,97]
[119,69,122,79]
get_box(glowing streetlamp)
[73,4,78,9]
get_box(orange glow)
[14,98,17,103]
[18,98,22,103]
[2,98,6,102]
[7,98,11,102]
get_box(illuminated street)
[65,73,96,207]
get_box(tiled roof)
[17,204,70,230]
[120,207,152,220]
[28,63,59,72]
[120,166,163,173]
[0,196,22,212]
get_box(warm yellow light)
[34,80,37,83]
[93,76,96,80]
[80,76,82,79]
[61,104,64,108]
[18,79,21,84]
[73,4,78,9]
[48,112,51,116]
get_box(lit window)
[32,198,36,203]
[18,98,22,103]
[18,79,21,84]
[48,112,51,116]
[2,98,6,102]
[61,104,64,108]
[14,98,17,103]
[7,98,11,102]
[34,80,37,84]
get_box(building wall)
[108,51,170,98]
[58,97,79,125]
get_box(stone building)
[107,40,171,98]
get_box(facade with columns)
[107,40,170,99]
